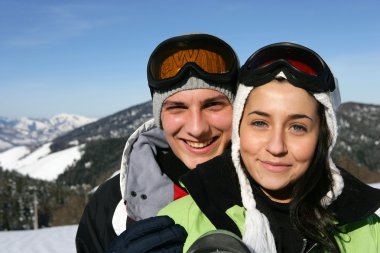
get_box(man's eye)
[167,106,186,110]
[204,101,227,110]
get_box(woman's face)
[239,80,320,203]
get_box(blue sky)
[0,0,379,118]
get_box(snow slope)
[0,146,30,168]
[0,225,78,253]
[0,143,84,181]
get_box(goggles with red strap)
[239,42,336,93]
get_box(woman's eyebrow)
[288,114,313,121]
[247,110,269,117]
[247,111,313,121]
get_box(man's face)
[161,89,232,169]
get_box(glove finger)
[124,224,187,252]
[123,216,175,242]
[148,243,184,253]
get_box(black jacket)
[76,175,122,253]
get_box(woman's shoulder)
[330,167,380,224]
[335,213,380,252]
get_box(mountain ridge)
[50,100,152,152]
[0,113,96,152]
[0,100,379,231]
[1,100,379,182]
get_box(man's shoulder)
[90,174,122,205]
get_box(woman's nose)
[265,129,288,156]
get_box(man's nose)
[184,110,210,138]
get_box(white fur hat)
[231,72,344,253]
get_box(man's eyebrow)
[203,95,230,103]
[162,101,185,106]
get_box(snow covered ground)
[0,225,78,253]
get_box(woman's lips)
[260,160,291,173]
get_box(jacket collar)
[158,148,189,190]
[329,167,380,224]
[179,149,243,237]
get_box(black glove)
[105,215,188,253]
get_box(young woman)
[159,42,380,253]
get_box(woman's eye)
[251,121,268,128]
[291,124,307,132]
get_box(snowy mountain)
[0,113,96,152]
[50,100,152,152]
[0,100,379,232]
[0,101,152,182]
[1,100,379,184]
[0,143,84,181]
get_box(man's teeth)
[187,139,213,148]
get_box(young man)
[75,33,240,253]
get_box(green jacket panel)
[158,195,245,252]
[335,213,380,253]
[159,194,380,253]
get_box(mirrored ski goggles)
[147,34,239,92]
[239,42,336,93]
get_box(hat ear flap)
[231,84,277,253]
[313,92,344,206]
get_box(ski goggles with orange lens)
[147,34,239,94]
[239,42,336,93]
